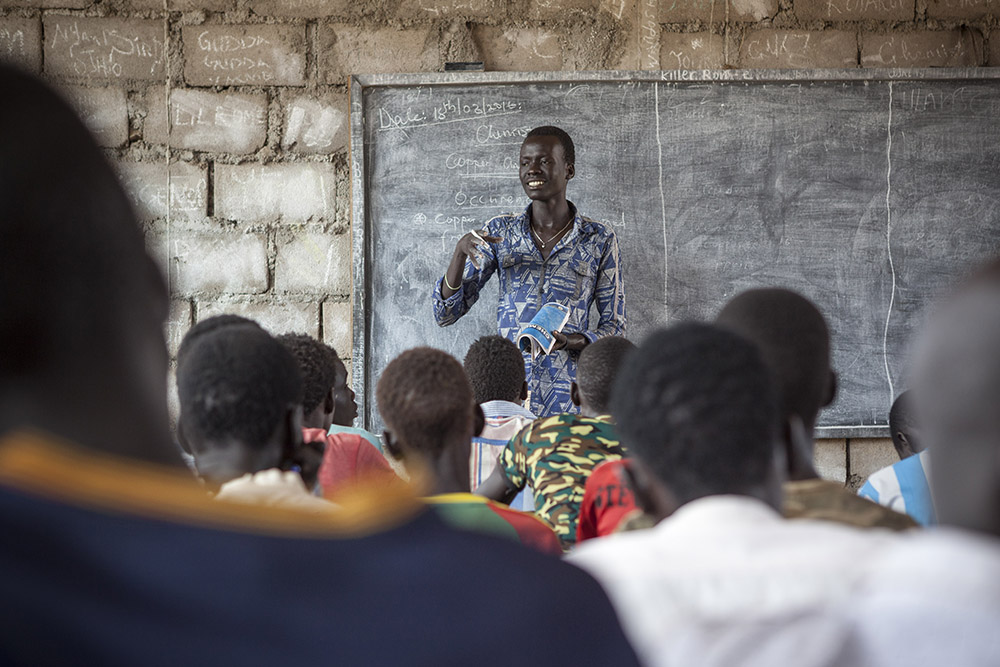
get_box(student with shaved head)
[567,323,892,665]
[379,347,561,555]
[716,288,916,530]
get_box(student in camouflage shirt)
[477,337,635,550]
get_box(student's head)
[520,126,575,200]
[278,333,340,431]
[177,314,261,364]
[888,391,921,459]
[377,347,477,493]
[464,335,527,406]
[177,325,305,488]
[0,67,176,465]
[611,323,782,517]
[716,288,836,477]
[572,336,637,416]
[912,262,1000,538]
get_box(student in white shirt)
[463,335,536,510]
[566,323,890,666]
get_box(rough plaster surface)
[5,1,998,412]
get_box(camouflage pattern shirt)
[499,414,626,550]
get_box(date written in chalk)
[432,97,523,122]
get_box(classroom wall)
[1,0,971,484]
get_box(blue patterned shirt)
[433,203,626,416]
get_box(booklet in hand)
[517,302,571,358]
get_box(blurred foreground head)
[913,262,1000,537]
[611,322,782,516]
[0,66,175,465]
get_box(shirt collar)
[518,201,592,245]
[480,400,536,420]
[658,495,782,534]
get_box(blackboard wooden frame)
[349,67,1000,439]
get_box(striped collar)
[480,400,536,421]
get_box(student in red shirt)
[278,334,398,497]
[378,347,561,555]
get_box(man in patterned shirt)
[433,126,626,417]
[477,337,635,550]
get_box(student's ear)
[570,382,581,407]
[823,371,838,408]
[473,404,485,438]
[383,430,403,461]
[520,380,528,402]
[324,388,336,418]
[783,413,813,477]
[566,162,575,180]
[623,458,678,522]
[280,404,305,465]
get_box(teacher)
[433,126,626,417]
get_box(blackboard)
[349,69,1000,438]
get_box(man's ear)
[473,403,485,438]
[566,163,575,180]
[823,371,838,408]
[383,430,403,461]
[623,458,678,522]
[783,413,813,478]
[570,381,581,407]
[520,380,528,402]
[280,404,304,465]
[324,388,336,417]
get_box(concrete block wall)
[0,0,967,481]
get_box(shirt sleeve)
[582,229,626,344]
[858,480,879,503]
[431,220,501,327]
[498,423,531,493]
[353,440,399,487]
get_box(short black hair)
[377,347,472,456]
[177,314,261,363]
[888,391,915,454]
[464,335,525,405]
[716,288,833,428]
[611,323,779,506]
[577,336,636,414]
[525,126,575,165]
[177,326,303,448]
[278,333,339,414]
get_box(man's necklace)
[531,217,574,249]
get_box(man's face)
[519,135,574,201]
[331,359,358,427]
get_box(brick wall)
[2,0,972,476]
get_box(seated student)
[477,336,636,551]
[277,333,397,497]
[835,263,1000,666]
[463,335,536,510]
[0,67,641,666]
[858,391,935,526]
[716,288,916,530]
[567,323,892,666]
[379,347,561,555]
[177,325,333,513]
